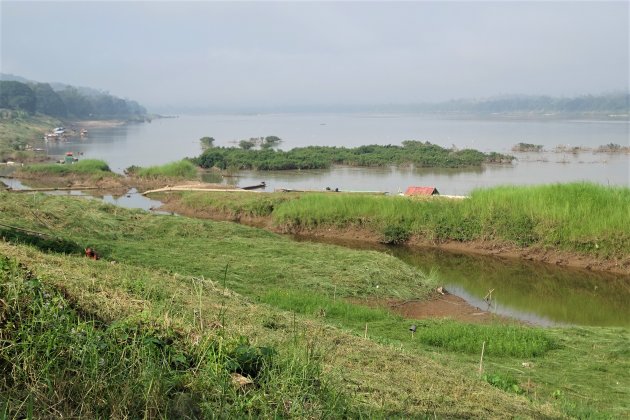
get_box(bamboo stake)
[479,341,486,376]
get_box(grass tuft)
[130,160,198,179]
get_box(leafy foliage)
[194,141,513,170]
[199,136,215,149]
[0,81,36,113]
[0,77,146,120]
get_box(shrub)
[381,225,411,244]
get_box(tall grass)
[132,160,198,179]
[272,183,630,257]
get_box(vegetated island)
[193,140,514,171]
[1,190,628,418]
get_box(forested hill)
[0,74,147,120]
[304,93,630,116]
[414,93,630,115]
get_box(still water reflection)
[295,236,630,327]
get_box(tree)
[239,139,256,150]
[0,81,36,113]
[58,87,94,118]
[33,83,67,117]
[261,135,282,150]
[200,136,215,149]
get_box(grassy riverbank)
[157,183,630,270]
[0,192,628,417]
[274,183,630,256]
[0,111,60,162]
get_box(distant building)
[404,186,439,196]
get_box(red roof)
[404,186,439,196]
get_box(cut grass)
[0,256,358,418]
[0,192,627,417]
[0,242,562,418]
[0,192,433,301]
[262,290,556,358]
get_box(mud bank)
[351,292,518,325]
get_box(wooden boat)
[240,182,266,190]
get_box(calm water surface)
[296,236,630,327]
[45,114,629,195]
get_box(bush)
[381,225,411,244]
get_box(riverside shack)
[404,186,439,196]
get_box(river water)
[24,113,630,326]
[44,114,629,195]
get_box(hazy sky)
[1,1,628,111]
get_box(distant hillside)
[414,93,630,115]
[152,92,630,117]
[0,74,147,120]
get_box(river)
[44,114,629,195]
[18,113,630,326]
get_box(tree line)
[0,80,146,119]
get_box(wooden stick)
[364,323,368,339]
[479,341,486,376]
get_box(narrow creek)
[3,176,629,327]
[293,237,630,327]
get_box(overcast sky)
[1,1,628,111]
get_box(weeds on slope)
[0,256,360,418]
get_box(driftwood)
[142,186,260,196]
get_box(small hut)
[404,186,439,196]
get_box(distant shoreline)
[72,120,127,129]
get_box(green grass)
[130,160,198,179]
[0,192,627,417]
[21,159,113,177]
[0,110,60,161]
[270,183,630,258]
[170,190,294,218]
[0,240,561,418]
[0,256,358,418]
[261,290,555,358]
[0,192,433,301]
